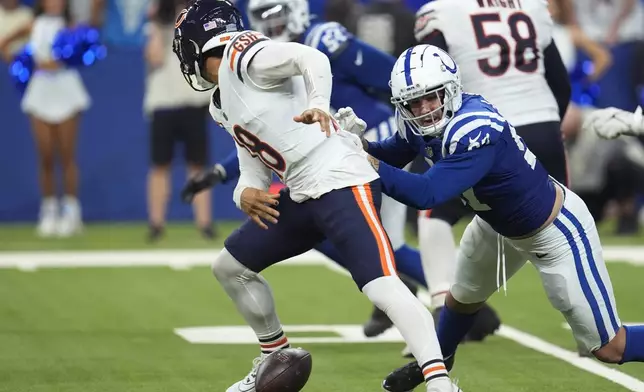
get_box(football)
[255,348,313,392]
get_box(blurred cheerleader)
[20,0,90,237]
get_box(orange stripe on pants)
[351,184,396,276]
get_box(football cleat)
[382,356,455,392]
[226,356,265,392]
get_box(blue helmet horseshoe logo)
[432,50,457,74]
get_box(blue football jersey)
[301,21,397,141]
[373,94,557,237]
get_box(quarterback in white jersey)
[173,1,459,392]
[411,0,571,325]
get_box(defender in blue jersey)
[334,45,644,391]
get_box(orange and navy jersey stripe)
[351,183,396,277]
[225,30,269,83]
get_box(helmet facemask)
[392,80,460,137]
[250,4,292,41]
[173,35,217,91]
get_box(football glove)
[334,107,367,137]
[414,3,435,42]
[584,106,644,139]
[181,164,226,203]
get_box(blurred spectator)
[565,110,644,234]
[574,0,644,46]
[5,0,90,237]
[549,0,612,137]
[144,0,214,242]
[0,0,34,62]
[353,0,415,56]
[68,0,105,26]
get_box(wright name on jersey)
[215,31,377,206]
[414,0,559,127]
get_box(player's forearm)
[376,148,495,209]
[364,134,416,168]
[219,150,241,184]
[376,163,448,210]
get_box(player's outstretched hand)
[240,188,280,230]
[584,106,644,139]
[293,108,338,137]
[181,164,226,204]
[334,107,367,137]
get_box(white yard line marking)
[3,248,644,388]
[498,326,644,391]
[0,246,643,270]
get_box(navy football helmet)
[173,0,245,91]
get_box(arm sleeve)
[366,132,418,168]
[377,145,496,210]
[245,40,333,112]
[219,149,241,184]
[232,141,273,208]
[543,40,572,120]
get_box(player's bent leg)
[363,194,425,339]
[215,190,323,392]
[312,182,454,392]
[418,199,502,343]
[384,217,528,392]
[519,188,644,364]
[212,248,290,392]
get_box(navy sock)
[393,245,427,287]
[437,305,478,358]
[621,325,644,363]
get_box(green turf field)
[0,222,643,392]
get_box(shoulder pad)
[225,30,270,83]
[304,22,352,58]
[442,109,507,156]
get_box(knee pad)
[211,247,255,282]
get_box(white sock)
[362,276,449,386]
[41,197,57,213]
[418,216,456,309]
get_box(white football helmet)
[247,0,310,42]
[390,45,463,137]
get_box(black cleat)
[382,361,423,392]
[200,226,217,240]
[147,225,164,243]
[462,302,501,342]
[382,356,456,392]
[363,306,393,337]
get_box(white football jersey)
[415,0,559,127]
[215,31,377,206]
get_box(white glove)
[334,107,367,137]
[584,106,644,139]
[414,2,435,42]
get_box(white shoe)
[57,197,83,237]
[36,198,58,238]
[226,356,265,392]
